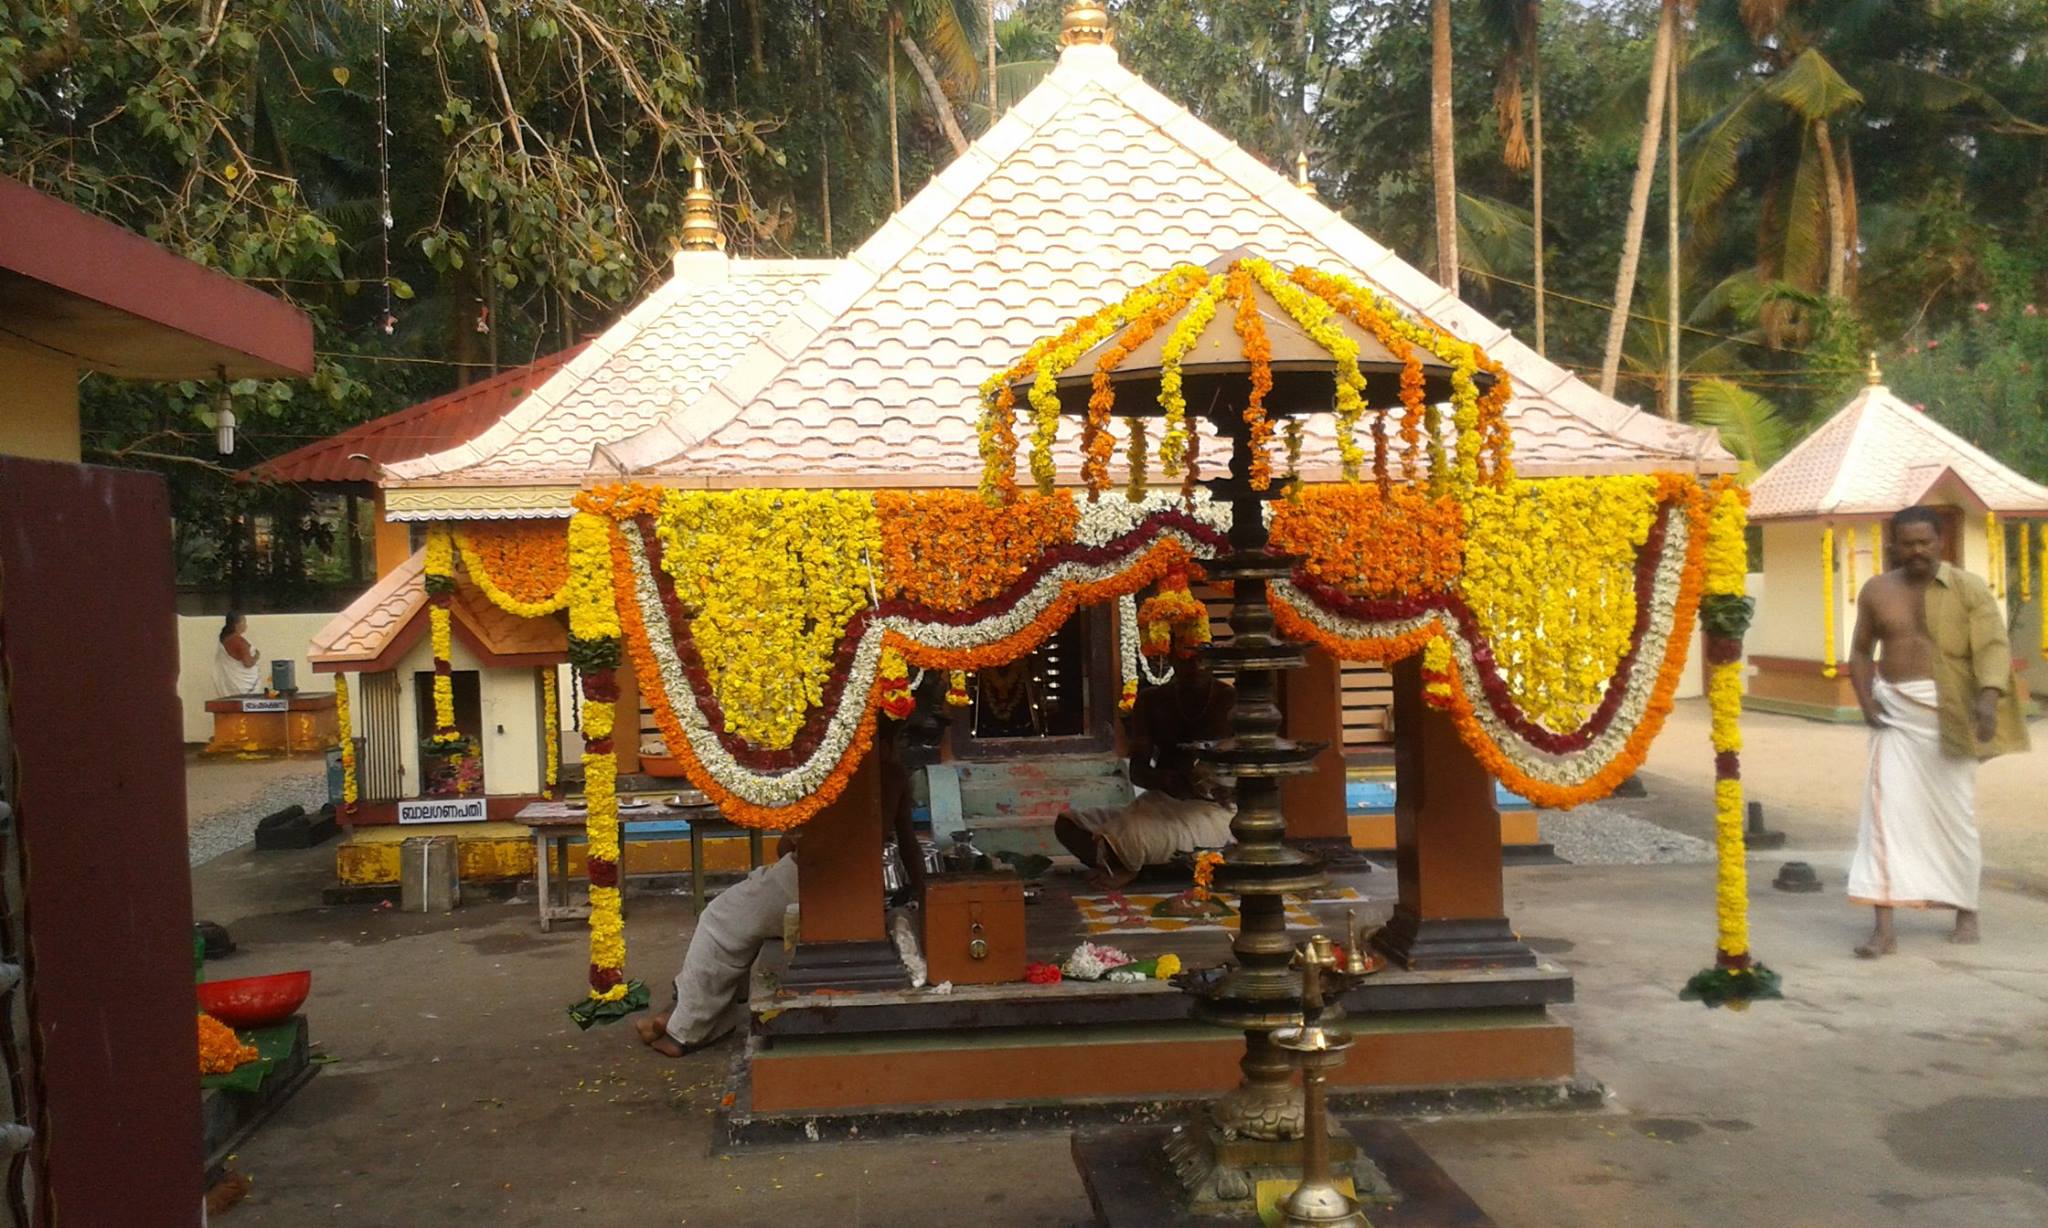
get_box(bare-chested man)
[1845,505,2027,957]
[1054,649,1235,887]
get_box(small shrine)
[1748,355,2048,719]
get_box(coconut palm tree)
[1429,0,1459,293]
[1484,1,1546,353]
[1597,0,1679,397]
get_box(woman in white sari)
[212,612,263,697]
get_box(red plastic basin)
[197,971,311,1029]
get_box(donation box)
[920,871,1026,985]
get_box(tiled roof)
[1750,381,2048,521]
[309,548,566,669]
[244,348,582,485]
[600,43,1731,486]
[382,258,833,494]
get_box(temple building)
[1748,358,2048,719]
[303,6,1743,1112]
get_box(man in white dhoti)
[634,833,798,1056]
[1054,576,1234,886]
[1846,506,2029,957]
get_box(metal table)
[513,793,765,931]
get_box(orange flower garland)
[1228,264,1277,491]
[455,521,571,617]
[1269,485,1466,598]
[1085,269,1209,499]
[876,490,1079,609]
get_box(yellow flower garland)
[428,604,456,732]
[1705,481,1751,962]
[1461,476,1665,730]
[1125,417,1149,502]
[1821,525,1837,679]
[657,489,881,750]
[455,528,569,618]
[541,668,560,796]
[1448,340,1483,495]
[567,513,622,643]
[1986,512,2001,599]
[1845,525,1858,601]
[1242,259,1368,480]
[2018,520,2031,602]
[1158,273,1228,477]
[424,522,454,580]
[334,672,357,808]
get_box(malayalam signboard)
[397,797,488,825]
[238,697,289,713]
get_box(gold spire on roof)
[1059,0,1113,48]
[1866,350,1883,386]
[681,156,721,252]
[1295,152,1318,198]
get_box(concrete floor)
[193,817,2048,1227]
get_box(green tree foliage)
[1,0,2043,599]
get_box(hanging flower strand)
[1227,263,1277,490]
[1158,273,1228,478]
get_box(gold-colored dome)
[1059,0,1113,48]
[680,156,720,252]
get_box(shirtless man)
[1053,652,1235,886]
[1845,506,2023,956]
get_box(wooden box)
[920,871,1026,986]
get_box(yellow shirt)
[1924,562,2029,760]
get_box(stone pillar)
[1281,645,1350,843]
[782,749,905,989]
[1372,656,1535,971]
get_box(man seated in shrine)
[1054,576,1235,886]
[636,829,800,1057]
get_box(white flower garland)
[624,517,1224,810]
[1269,508,1693,795]
[1076,489,1230,547]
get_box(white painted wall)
[384,633,546,797]
[1754,510,1992,667]
[177,611,340,743]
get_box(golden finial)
[1866,350,1883,386]
[1058,0,1113,48]
[681,156,720,252]
[1296,151,1318,198]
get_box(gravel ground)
[188,768,329,866]
[1538,802,1715,865]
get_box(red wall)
[0,458,203,1226]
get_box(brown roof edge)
[242,345,586,486]
[0,175,313,378]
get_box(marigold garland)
[1240,258,1366,481]
[657,489,880,751]
[334,671,357,812]
[2018,520,2030,602]
[1086,269,1208,499]
[878,647,915,719]
[1845,525,1859,601]
[456,522,571,617]
[1125,418,1149,502]
[1821,525,1838,679]
[877,490,1078,609]
[541,667,560,796]
[564,507,644,1027]
[1269,484,1465,599]
[424,524,462,748]
[1420,635,1456,709]
[946,671,973,708]
[1987,512,2002,600]
[1684,479,1780,1008]
[1158,273,1228,477]
[1227,264,1278,490]
[1462,476,1669,730]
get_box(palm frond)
[1764,48,1863,123]
[1690,376,1793,480]
[1682,86,1768,221]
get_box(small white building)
[1747,364,2048,719]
